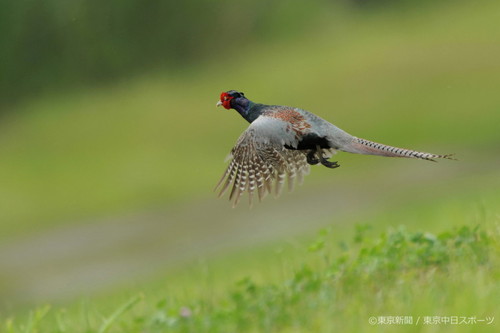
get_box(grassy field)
[1,0,499,332]
[3,191,499,332]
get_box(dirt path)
[0,152,494,309]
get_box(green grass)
[2,195,499,332]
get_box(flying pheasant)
[215,90,453,207]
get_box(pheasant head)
[217,90,260,123]
[216,90,249,109]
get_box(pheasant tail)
[347,137,455,161]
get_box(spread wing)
[215,115,310,207]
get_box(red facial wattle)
[219,92,233,109]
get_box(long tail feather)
[344,137,454,161]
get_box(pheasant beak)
[216,100,223,107]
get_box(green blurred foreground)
[4,199,500,332]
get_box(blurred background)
[0,0,499,313]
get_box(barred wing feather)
[215,121,310,207]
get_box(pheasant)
[215,90,453,207]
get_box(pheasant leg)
[306,150,320,165]
[316,145,340,169]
